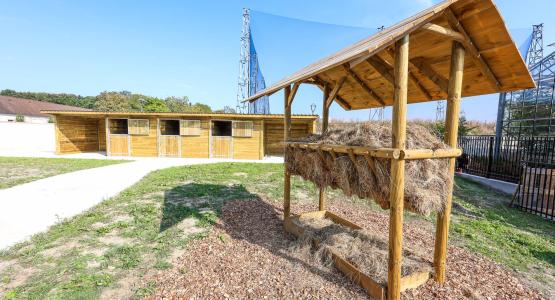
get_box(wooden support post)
[387,34,409,300]
[322,84,331,133]
[284,85,292,220]
[319,83,330,211]
[433,41,465,284]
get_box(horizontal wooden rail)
[287,143,400,159]
[286,142,462,161]
[401,148,462,160]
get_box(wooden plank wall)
[264,120,314,156]
[98,119,106,151]
[159,136,180,157]
[109,135,129,156]
[233,120,263,160]
[54,114,314,159]
[212,136,233,158]
[181,119,210,158]
[55,115,100,154]
[130,116,158,157]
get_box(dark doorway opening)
[109,119,128,134]
[212,121,232,136]
[160,120,180,135]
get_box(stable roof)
[42,110,318,120]
[245,0,535,110]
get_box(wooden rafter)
[366,56,395,85]
[444,8,501,90]
[382,50,434,99]
[421,23,465,43]
[410,58,449,93]
[341,64,385,105]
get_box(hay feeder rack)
[244,0,535,298]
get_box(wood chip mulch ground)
[146,198,544,299]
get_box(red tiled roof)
[0,96,90,117]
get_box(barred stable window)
[128,119,149,135]
[180,120,201,136]
[232,121,253,137]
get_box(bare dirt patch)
[99,272,138,300]
[148,198,543,299]
[39,241,80,258]
[98,233,133,246]
[0,263,36,295]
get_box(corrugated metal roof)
[0,96,90,117]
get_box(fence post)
[487,136,494,178]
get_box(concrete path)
[0,156,283,250]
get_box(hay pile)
[285,122,450,215]
[291,217,430,286]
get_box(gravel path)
[147,198,543,299]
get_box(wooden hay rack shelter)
[245,0,534,299]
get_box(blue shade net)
[509,28,534,62]
[247,10,377,114]
[248,31,270,114]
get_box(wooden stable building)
[245,0,535,299]
[43,111,317,159]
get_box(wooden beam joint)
[421,23,465,43]
[341,63,386,106]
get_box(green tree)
[143,97,169,112]
[434,114,476,138]
[94,92,132,111]
[165,96,190,112]
[189,103,212,113]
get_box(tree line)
[0,89,216,113]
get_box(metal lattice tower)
[369,107,384,121]
[435,101,446,122]
[527,24,544,66]
[236,8,251,114]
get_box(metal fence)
[458,135,555,183]
[512,161,555,220]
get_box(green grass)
[0,157,129,189]
[1,163,553,299]
[0,163,318,299]
[450,177,555,286]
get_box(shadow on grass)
[160,183,254,232]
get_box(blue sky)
[0,0,553,121]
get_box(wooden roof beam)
[341,63,385,105]
[445,8,501,90]
[421,23,465,43]
[410,58,449,94]
[381,50,434,99]
[366,56,395,85]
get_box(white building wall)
[0,114,49,123]
[0,114,17,122]
[24,116,50,124]
[0,122,55,153]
